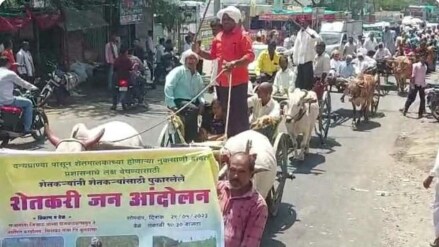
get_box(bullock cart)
[157,112,292,217]
[274,80,333,144]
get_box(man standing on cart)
[193,6,255,137]
[293,18,320,90]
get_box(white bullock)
[218,130,277,199]
[284,89,319,160]
[45,121,144,152]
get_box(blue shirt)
[164,65,205,108]
[338,62,355,78]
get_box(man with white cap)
[193,5,255,138]
[164,49,205,143]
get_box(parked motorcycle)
[0,89,49,146]
[426,83,439,121]
[37,70,69,106]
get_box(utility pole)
[214,0,221,15]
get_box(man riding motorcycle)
[0,56,38,135]
[128,48,147,107]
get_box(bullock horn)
[300,90,309,101]
[72,128,79,139]
[245,140,252,154]
[45,124,61,147]
[83,128,106,149]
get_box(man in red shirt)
[193,6,255,137]
[2,40,17,72]
[111,46,133,110]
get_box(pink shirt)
[217,181,268,247]
[411,62,427,87]
[105,42,118,64]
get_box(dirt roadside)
[382,114,439,247]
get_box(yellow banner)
[0,148,223,247]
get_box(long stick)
[194,0,213,43]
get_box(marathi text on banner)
[0,148,224,247]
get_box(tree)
[153,0,180,32]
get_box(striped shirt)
[217,181,268,247]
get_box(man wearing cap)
[293,18,320,90]
[164,50,205,142]
[193,6,255,138]
[352,52,376,75]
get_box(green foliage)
[153,0,181,31]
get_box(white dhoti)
[431,148,439,238]
[434,182,439,238]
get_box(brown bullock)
[341,73,378,129]
[391,56,413,93]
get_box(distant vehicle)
[319,20,363,54]
[248,44,285,82]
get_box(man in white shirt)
[253,35,264,45]
[0,56,38,134]
[105,35,118,90]
[293,19,320,90]
[314,41,331,83]
[373,43,392,61]
[248,82,280,124]
[353,52,376,75]
[343,37,357,57]
[16,41,35,82]
[273,56,295,95]
[329,50,342,77]
[364,33,378,56]
[383,26,396,55]
[423,147,439,247]
[283,33,296,49]
[183,35,193,51]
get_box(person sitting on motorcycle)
[255,40,280,83]
[128,48,147,107]
[164,49,205,143]
[0,56,38,135]
[111,46,134,110]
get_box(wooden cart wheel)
[157,123,185,147]
[267,132,289,217]
[315,91,331,144]
[371,80,381,114]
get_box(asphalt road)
[7,76,432,246]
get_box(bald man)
[248,82,281,124]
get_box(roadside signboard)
[120,0,144,25]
